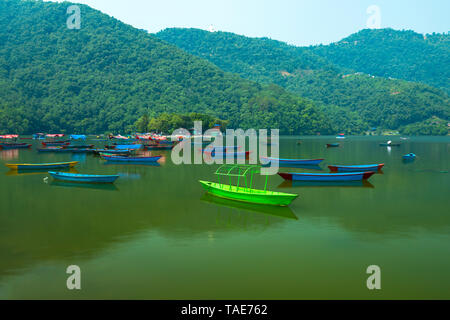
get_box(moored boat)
[204,150,251,158]
[48,171,119,183]
[326,143,340,148]
[278,171,375,182]
[42,141,70,146]
[260,157,324,166]
[115,144,142,150]
[199,164,298,207]
[0,143,32,149]
[199,181,298,207]
[144,145,173,150]
[5,161,78,170]
[402,153,416,161]
[328,164,384,172]
[101,154,161,162]
[93,149,132,155]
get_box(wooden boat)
[144,145,173,150]
[326,143,340,148]
[328,164,384,172]
[62,144,94,149]
[94,149,132,155]
[115,144,142,150]
[48,171,119,183]
[37,147,73,153]
[199,165,298,207]
[204,150,251,158]
[0,143,31,149]
[402,153,416,161]
[261,157,324,166]
[203,146,240,152]
[278,180,375,189]
[5,161,78,170]
[380,142,400,147]
[278,171,375,182]
[42,141,70,146]
[101,154,161,162]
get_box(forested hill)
[311,29,450,93]
[0,0,335,135]
[157,28,450,135]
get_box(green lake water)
[0,136,449,299]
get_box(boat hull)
[0,144,31,149]
[328,164,384,172]
[261,157,324,166]
[48,171,119,183]
[101,155,161,162]
[199,180,298,206]
[380,143,400,147]
[278,171,375,182]
[145,145,173,150]
[5,161,78,170]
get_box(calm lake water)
[0,136,449,299]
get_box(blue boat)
[101,154,161,162]
[403,153,416,161]
[204,151,250,158]
[94,149,132,155]
[328,164,384,172]
[326,143,340,148]
[261,157,324,166]
[278,171,375,182]
[48,171,119,183]
[0,143,31,149]
[203,146,241,152]
[115,144,142,150]
[37,147,71,153]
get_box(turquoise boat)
[48,171,119,183]
[403,153,416,161]
[101,154,161,162]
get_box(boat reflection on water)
[49,180,119,191]
[0,149,20,160]
[277,180,375,189]
[6,168,79,176]
[71,153,87,162]
[201,193,298,220]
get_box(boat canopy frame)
[214,164,269,192]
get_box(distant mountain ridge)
[311,28,450,92]
[157,28,449,135]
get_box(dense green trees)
[311,29,450,93]
[157,28,449,135]
[135,112,228,134]
[0,0,335,135]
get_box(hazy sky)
[49,0,449,46]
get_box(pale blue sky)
[50,0,449,46]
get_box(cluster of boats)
[2,134,420,208]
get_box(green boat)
[199,164,298,207]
